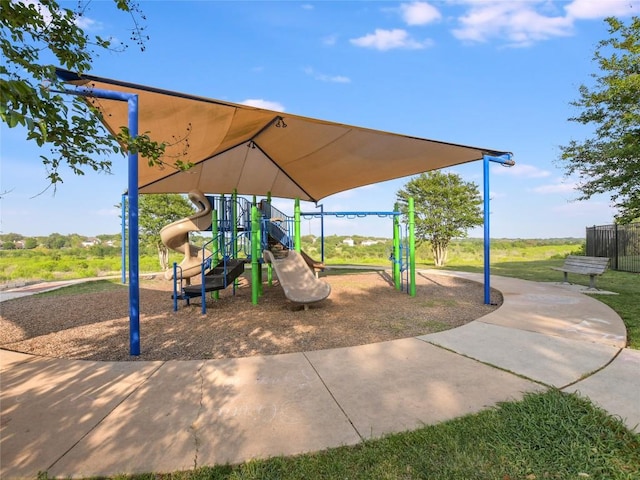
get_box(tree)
[0,0,167,193]
[558,16,640,224]
[134,194,195,270]
[44,232,70,249]
[396,171,483,266]
[24,238,39,249]
[0,232,23,243]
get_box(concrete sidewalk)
[0,279,92,301]
[1,273,638,479]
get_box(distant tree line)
[1,232,584,252]
[0,233,121,250]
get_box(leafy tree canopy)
[0,0,165,193]
[138,194,194,241]
[396,171,483,266]
[558,16,640,223]
[136,194,195,270]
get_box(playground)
[2,189,503,361]
[49,69,516,356]
[0,271,501,361]
[3,72,640,479]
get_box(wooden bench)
[551,255,610,290]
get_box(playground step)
[209,259,246,275]
[180,260,245,298]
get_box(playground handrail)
[259,201,295,251]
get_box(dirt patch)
[0,270,501,361]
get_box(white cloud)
[350,29,433,51]
[304,67,351,83]
[23,0,105,38]
[552,199,615,218]
[400,2,442,26]
[493,163,551,178]
[530,180,577,194]
[565,0,640,20]
[240,99,286,112]
[452,1,573,47]
[449,0,640,47]
[75,14,98,30]
[23,0,53,24]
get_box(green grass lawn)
[61,390,638,480]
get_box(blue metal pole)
[482,153,515,305]
[127,95,140,355]
[56,82,143,355]
[483,155,491,305]
[173,262,178,312]
[121,193,127,284]
[320,204,325,263]
[220,194,226,255]
[201,261,207,315]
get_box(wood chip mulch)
[0,271,502,362]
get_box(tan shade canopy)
[58,69,510,203]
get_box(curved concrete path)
[1,272,638,479]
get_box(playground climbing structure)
[159,190,417,313]
[163,191,252,313]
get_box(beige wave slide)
[264,250,331,305]
[160,190,213,280]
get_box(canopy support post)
[121,193,127,284]
[483,153,515,305]
[54,78,141,356]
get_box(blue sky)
[1,0,638,239]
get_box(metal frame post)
[265,192,273,287]
[483,155,491,304]
[55,77,141,355]
[121,193,127,284]
[212,209,220,301]
[483,153,515,305]
[393,209,401,290]
[126,94,140,355]
[251,204,260,304]
[294,198,302,252]
[232,189,238,259]
[408,197,416,297]
[219,194,226,255]
[319,204,325,263]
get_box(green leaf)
[558,16,640,223]
[0,0,152,187]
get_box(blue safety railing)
[214,195,252,232]
[172,233,218,310]
[171,228,252,312]
[259,201,294,250]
